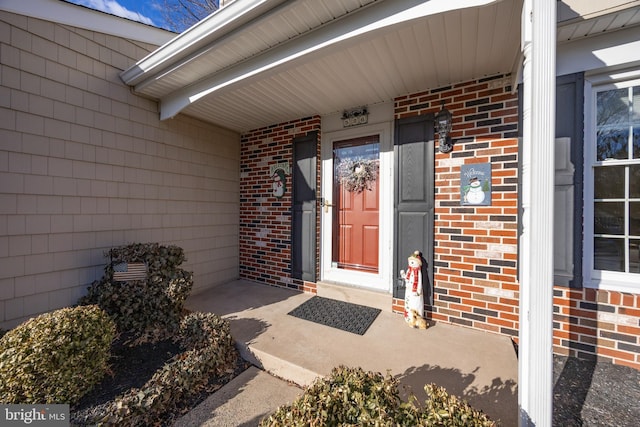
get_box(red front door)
[332,136,380,273]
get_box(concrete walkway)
[174,279,519,426]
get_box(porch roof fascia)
[120,0,502,122]
[119,0,288,87]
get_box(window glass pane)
[631,86,639,158]
[594,202,624,234]
[598,88,629,126]
[631,202,640,236]
[633,86,640,122]
[597,128,629,160]
[594,237,624,271]
[630,240,640,273]
[631,165,640,198]
[594,166,625,198]
[597,88,629,161]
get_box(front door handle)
[322,198,333,213]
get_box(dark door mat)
[288,296,381,335]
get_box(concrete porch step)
[315,281,392,312]
[237,340,321,387]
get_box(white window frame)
[584,74,640,292]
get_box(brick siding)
[393,75,521,337]
[239,117,321,292]
[553,287,640,369]
[396,75,639,369]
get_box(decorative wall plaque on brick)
[270,161,290,199]
[460,163,492,206]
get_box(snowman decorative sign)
[270,162,290,199]
[460,163,491,206]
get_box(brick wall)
[553,287,640,369]
[393,75,521,336]
[395,75,640,369]
[239,117,321,292]
[0,11,240,329]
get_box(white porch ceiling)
[122,0,522,132]
[121,0,640,133]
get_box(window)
[585,80,640,291]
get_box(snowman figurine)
[401,251,424,324]
[465,177,485,205]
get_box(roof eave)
[120,0,289,87]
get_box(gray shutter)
[554,137,575,284]
[554,73,584,287]
[394,115,435,303]
[292,132,317,282]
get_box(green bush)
[260,366,496,426]
[0,305,115,405]
[260,366,405,426]
[80,243,193,334]
[420,383,496,426]
[83,312,237,426]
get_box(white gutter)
[153,0,499,121]
[518,0,555,425]
[120,0,289,86]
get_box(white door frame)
[320,121,394,292]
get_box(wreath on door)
[336,158,379,193]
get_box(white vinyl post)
[518,0,556,425]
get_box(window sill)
[585,272,640,294]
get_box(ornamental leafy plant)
[260,366,405,426]
[79,243,193,334]
[260,366,496,426]
[0,305,115,405]
[419,383,496,426]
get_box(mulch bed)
[553,355,640,426]
[70,334,250,426]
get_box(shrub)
[80,243,193,334]
[0,305,115,405]
[419,383,496,426]
[260,366,496,426]
[260,366,405,426]
[83,312,237,426]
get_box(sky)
[65,0,169,30]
